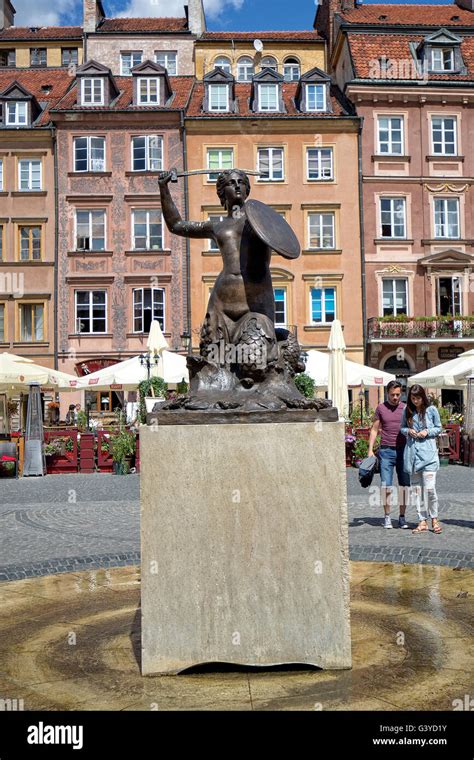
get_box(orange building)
[184,31,364,364]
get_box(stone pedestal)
[140,421,351,675]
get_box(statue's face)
[223,172,248,209]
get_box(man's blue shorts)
[379,447,410,488]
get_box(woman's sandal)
[432,521,442,534]
[412,523,428,533]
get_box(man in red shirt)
[368,380,410,529]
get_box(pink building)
[318,0,474,406]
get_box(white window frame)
[380,197,407,239]
[138,77,160,106]
[213,56,232,74]
[0,159,3,191]
[261,56,278,72]
[431,116,457,156]
[132,287,165,333]
[258,83,279,112]
[431,47,454,72]
[18,158,42,191]
[283,59,300,81]
[208,84,229,112]
[310,286,337,324]
[81,78,104,106]
[237,56,254,82]
[75,209,106,251]
[206,147,234,181]
[120,51,143,76]
[257,147,284,182]
[208,214,225,251]
[382,278,408,316]
[19,302,45,341]
[154,51,177,75]
[132,209,163,251]
[73,136,106,173]
[306,147,334,181]
[308,212,335,250]
[75,290,107,334]
[131,135,163,172]
[434,197,460,239]
[6,101,27,126]
[306,83,326,112]
[377,115,404,155]
[274,287,287,326]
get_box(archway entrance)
[383,356,412,402]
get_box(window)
[0,223,3,259]
[19,226,42,261]
[377,116,404,154]
[0,159,3,190]
[380,197,406,238]
[30,48,47,67]
[155,51,177,75]
[81,78,104,106]
[18,159,42,191]
[431,48,454,71]
[208,84,229,112]
[306,84,325,112]
[133,288,165,333]
[75,210,106,251]
[431,116,457,155]
[6,102,27,126]
[0,303,4,341]
[73,136,106,172]
[261,56,278,72]
[0,50,15,67]
[274,288,287,325]
[208,214,225,251]
[258,83,278,112]
[75,291,107,334]
[214,56,231,74]
[437,276,462,317]
[310,287,336,324]
[61,48,78,67]
[382,279,408,316]
[257,147,284,182]
[434,198,460,239]
[308,212,335,249]
[138,78,159,105]
[207,147,233,181]
[131,135,163,172]
[19,303,44,341]
[237,56,254,82]
[307,147,333,181]
[120,51,142,75]
[132,209,163,250]
[283,58,300,81]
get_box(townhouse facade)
[317,0,474,403]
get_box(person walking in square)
[400,384,442,534]
[368,380,410,529]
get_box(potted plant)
[77,410,88,431]
[353,437,369,467]
[294,372,316,399]
[111,429,136,475]
[138,377,168,423]
[0,460,16,478]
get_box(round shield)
[245,199,300,260]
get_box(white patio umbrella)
[76,352,188,392]
[146,320,169,354]
[304,350,395,388]
[327,320,349,419]
[0,352,77,392]
[409,349,474,389]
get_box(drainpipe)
[357,118,368,366]
[52,125,59,371]
[180,111,192,348]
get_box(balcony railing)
[368,316,474,341]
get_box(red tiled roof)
[185,82,348,118]
[348,33,474,81]
[0,69,73,125]
[96,17,189,33]
[0,25,82,40]
[200,30,323,41]
[52,76,194,112]
[340,4,474,26]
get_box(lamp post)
[358,387,365,426]
[139,352,159,381]
[181,331,191,353]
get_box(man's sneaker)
[383,515,393,529]
[398,516,408,529]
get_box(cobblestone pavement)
[0,467,472,580]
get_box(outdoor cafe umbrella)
[146,319,169,354]
[75,351,189,392]
[409,349,474,389]
[327,319,349,419]
[304,350,396,388]
[0,352,77,392]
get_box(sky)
[12,0,455,31]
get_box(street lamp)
[181,331,191,353]
[139,352,159,381]
[358,386,365,425]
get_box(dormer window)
[6,101,27,125]
[258,83,279,112]
[208,84,229,112]
[306,83,326,112]
[138,78,160,105]
[431,48,454,72]
[81,78,104,106]
[283,57,300,82]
